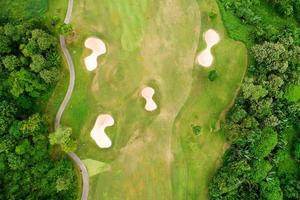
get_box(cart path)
[55,0,89,200]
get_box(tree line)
[0,19,77,199]
[209,0,300,199]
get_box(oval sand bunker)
[196,29,220,67]
[84,37,106,71]
[141,87,157,112]
[90,114,114,149]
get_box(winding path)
[55,0,89,200]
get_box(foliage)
[208,70,218,81]
[191,124,202,135]
[260,177,283,200]
[0,20,77,199]
[209,0,300,199]
[250,159,272,183]
[293,139,300,161]
[49,127,77,153]
[250,128,277,159]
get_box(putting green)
[47,0,247,199]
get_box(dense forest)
[0,19,78,199]
[209,0,300,199]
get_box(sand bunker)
[196,29,220,67]
[90,114,114,148]
[141,87,157,111]
[84,37,106,71]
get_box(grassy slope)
[171,0,248,199]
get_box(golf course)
[1,0,300,199]
[46,0,248,199]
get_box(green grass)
[45,0,68,20]
[0,0,48,19]
[171,0,248,199]
[46,0,247,199]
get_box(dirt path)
[55,0,89,199]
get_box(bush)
[208,70,218,81]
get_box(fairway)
[47,0,248,199]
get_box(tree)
[241,78,268,101]
[250,98,272,119]
[0,21,77,199]
[208,9,218,19]
[56,176,71,192]
[280,174,300,199]
[59,24,73,36]
[208,70,218,81]
[209,159,251,197]
[293,140,300,161]
[39,68,60,84]
[267,74,284,93]
[252,42,289,73]
[0,100,16,135]
[209,1,300,200]
[21,39,39,57]
[250,128,278,159]
[241,116,259,129]
[230,106,247,123]
[260,177,283,200]
[191,124,202,135]
[49,127,77,152]
[250,159,272,183]
[4,23,20,42]
[7,68,46,97]
[19,114,45,137]
[30,54,46,72]
[2,55,20,71]
[15,139,30,155]
[31,29,56,51]
[263,115,280,127]
[0,35,11,54]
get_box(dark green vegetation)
[0,19,78,199]
[209,0,300,199]
[49,127,77,153]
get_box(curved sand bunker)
[141,87,157,112]
[196,29,220,67]
[90,114,114,148]
[84,37,106,71]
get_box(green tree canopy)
[49,127,77,153]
